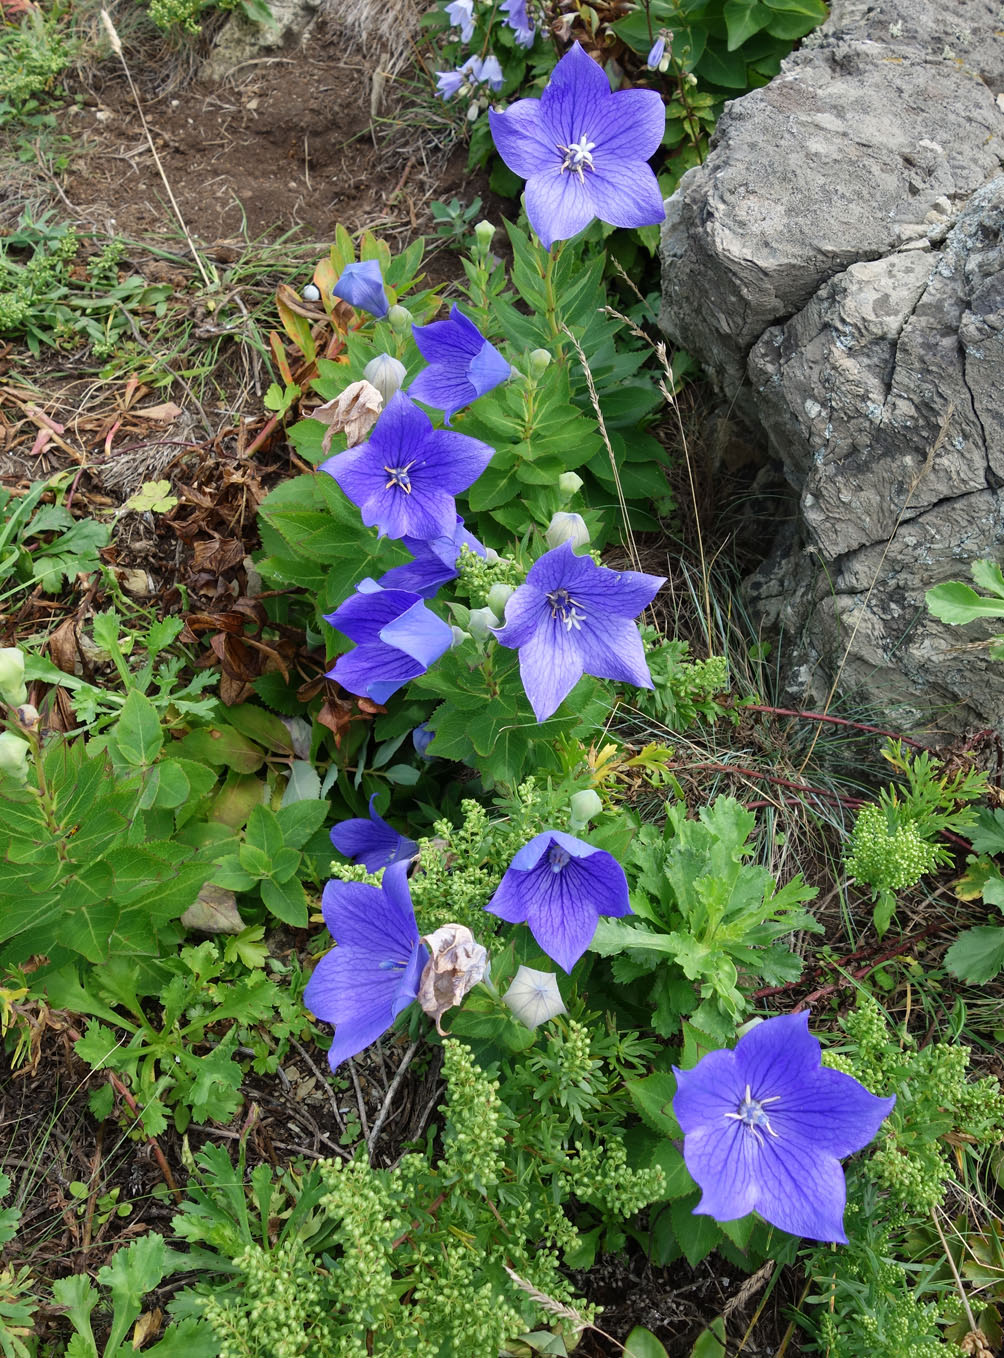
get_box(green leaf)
[971,559,1004,598]
[275,798,329,847]
[626,1072,682,1139]
[384,762,421,786]
[51,1274,99,1356]
[238,842,271,878]
[246,804,283,859]
[763,0,827,39]
[944,926,1004,984]
[174,724,265,774]
[261,874,309,927]
[115,690,163,767]
[724,0,769,49]
[624,1328,671,1358]
[967,807,1004,856]
[96,1232,167,1352]
[690,1317,727,1358]
[269,846,302,883]
[926,581,1004,624]
[671,1193,722,1266]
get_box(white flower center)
[558,135,596,180]
[546,587,586,631]
[384,461,416,493]
[723,1083,781,1147]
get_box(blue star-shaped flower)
[324,578,453,704]
[304,860,428,1071]
[409,306,511,426]
[673,1012,897,1243]
[485,829,631,972]
[376,515,486,598]
[492,541,665,722]
[488,42,666,250]
[331,259,389,319]
[330,793,419,872]
[501,0,534,47]
[321,391,494,541]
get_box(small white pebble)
[302,282,321,302]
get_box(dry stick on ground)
[99,11,215,293]
[367,1040,419,1161]
[931,1203,980,1336]
[795,406,954,776]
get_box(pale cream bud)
[545,511,590,552]
[0,648,27,708]
[363,353,407,406]
[0,731,29,783]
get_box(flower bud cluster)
[453,542,525,610]
[440,1038,507,1190]
[844,802,943,893]
[570,1137,666,1218]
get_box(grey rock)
[659,0,1004,736]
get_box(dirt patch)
[60,15,482,243]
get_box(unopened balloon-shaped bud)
[569,788,602,830]
[418,924,488,1033]
[413,723,435,758]
[468,606,500,640]
[387,304,413,331]
[484,547,501,565]
[363,353,407,406]
[474,219,496,247]
[545,511,590,552]
[486,582,514,616]
[0,731,29,783]
[503,965,566,1029]
[557,471,583,499]
[528,348,551,376]
[0,649,27,708]
[450,625,470,648]
[14,703,39,731]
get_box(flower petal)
[591,87,666,162]
[752,1139,849,1243]
[575,613,655,690]
[329,794,418,872]
[494,582,550,649]
[683,1117,760,1223]
[368,390,436,461]
[733,1011,821,1100]
[585,157,667,232]
[528,542,664,616]
[379,599,453,668]
[416,430,495,495]
[412,306,483,365]
[408,367,478,423]
[519,857,604,971]
[673,1051,746,1133]
[325,584,422,645]
[489,100,558,180]
[524,166,597,250]
[515,606,585,721]
[329,642,426,704]
[468,340,511,397]
[537,42,613,148]
[773,1065,896,1159]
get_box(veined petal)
[734,1011,822,1097]
[468,339,511,396]
[516,607,585,721]
[585,157,667,231]
[305,952,401,1069]
[566,848,631,918]
[531,544,664,617]
[574,613,655,691]
[494,582,551,649]
[379,599,453,668]
[325,585,422,645]
[377,548,459,598]
[591,87,666,162]
[508,829,594,872]
[367,390,436,463]
[329,642,426,704]
[360,481,458,541]
[409,367,478,422]
[537,42,613,148]
[752,1139,849,1243]
[519,857,604,972]
[412,306,484,365]
[318,877,388,942]
[416,430,495,495]
[321,444,387,511]
[683,1118,760,1223]
[329,794,418,872]
[673,1051,746,1133]
[489,100,559,180]
[772,1066,896,1158]
[524,166,597,249]
[484,872,531,925]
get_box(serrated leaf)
[626,1072,681,1140]
[945,926,1004,984]
[261,874,308,927]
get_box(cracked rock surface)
[659,0,1004,736]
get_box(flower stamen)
[557,135,596,180]
[724,1083,781,1147]
[547,845,571,872]
[384,460,416,493]
[546,587,586,631]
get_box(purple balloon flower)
[493,541,666,722]
[445,0,474,41]
[331,260,389,319]
[304,860,428,1071]
[409,306,512,426]
[484,829,631,972]
[324,578,453,704]
[673,1012,897,1244]
[501,0,534,47]
[330,793,419,872]
[320,391,494,541]
[377,515,487,598]
[412,723,435,758]
[488,41,666,250]
[435,54,505,99]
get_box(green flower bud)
[528,348,551,376]
[474,219,496,247]
[486,582,514,616]
[0,731,29,783]
[545,511,590,552]
[557,470,583,498]
[569,788,602,828]
[387,304,413,331]
[0,648,27,708]
[467,606,500,640]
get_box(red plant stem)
[753,920,945,1003]
[680,759,856,804]
[66,1024,182,1203]
[742,704,926,749]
